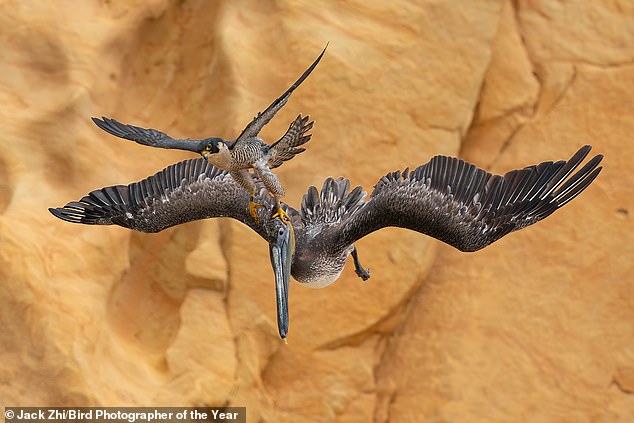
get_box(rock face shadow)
[0,157,11,214]
[106,222,222,361]
[101,0,234,363]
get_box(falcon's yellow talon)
[249,200,264,223]
[272,207,291,224]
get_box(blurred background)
[0,0,632,421]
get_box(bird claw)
[272,207,291,224]
[351,246,370,281]
[249,200,264,224]
[355,267,371,281]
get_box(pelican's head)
[267,219,296,343]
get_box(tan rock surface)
[0,0,632,421]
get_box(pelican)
[49,145,603,342]
[92,45,327,225]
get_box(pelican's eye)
[278,228,285,236]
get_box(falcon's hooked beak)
[268,223,295,343]
[202,152,209,160]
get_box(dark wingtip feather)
[91,116,111,133]
[542,145,592,197]
[49,206,87,224]
[48,207,66,220]
[555,162,603,208]
[92,116,129,138]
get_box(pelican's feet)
[355,266,371,281]
[249,198,264,224]
[351,246,371,282]
[272,207,291,224]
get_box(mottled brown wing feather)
[268,114,314,169]
[336,146,602,252]
[49,159,275,239]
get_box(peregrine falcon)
[50,145,603,341]
[92,45,327,224]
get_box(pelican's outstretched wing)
[233,45,326,148]
[332,146,603,252]
[92,117,204,152]
[49,159,274,239]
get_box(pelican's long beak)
[269,223,295,343]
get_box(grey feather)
[49,159,274,238]
[268,114,314,169]
[50,146,602,289]
[92,117,205,153]
[335,145,602,252]
[233,44,326,147]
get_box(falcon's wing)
[267,114,314,169]
[233,45,326,148]
[321,146,602,252]
[49,159,275,239]
[92,117,202,151]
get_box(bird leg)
[249,195,264,224]
[271,199,291,224]
[351,246,371,281]
[230,170,263,224]
[252,162,290,224]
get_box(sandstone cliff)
[0,1,632,421]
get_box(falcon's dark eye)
[204,141,220,154]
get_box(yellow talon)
[272,207,291,224]
[282,338,288,345]
[249,200,264,223]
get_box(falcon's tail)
[268,114,314,169]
